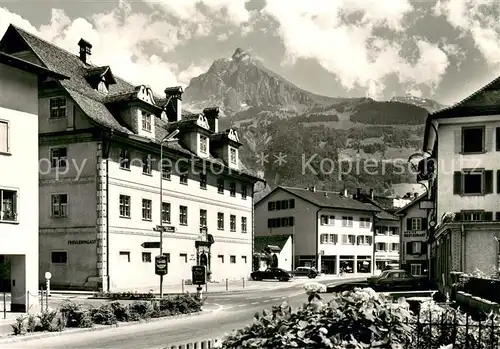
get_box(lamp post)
[158,129,179,298]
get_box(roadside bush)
[93,291,155,300]
[158,294,203,315]
[127,300,154,321]
[38,309,65,332]
[11,315,26,335]
[89,304,117,325]
[109,301,130,322]
[58,300,93,328]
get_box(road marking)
[246,296,264,300]
[238,304,246,307]
[214,298,230,300]
[272,298,280,301]
[223,306,233,310]
[251,302,259,305]
[263,300,271,303]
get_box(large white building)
[254,186,380,274]
[0,24,263,292]
[0,50,66,311]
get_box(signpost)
[141,242,161,249]
[192,265,207,300]
[153,225,175,233]
[155,255,168,276]
[44,272,52,297]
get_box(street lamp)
[159,129,179,298]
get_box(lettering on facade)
[68,239,97,245]
[403,231,426,238]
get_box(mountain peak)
[232,47,250,60]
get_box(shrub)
[89,304,117,325]
[92,291,155,300]
[38,310,65,332]
[127,300,154,321]
[11,315,26,335]
[109,301,130,322]
[59,300,93,328]
[158,294,203,315]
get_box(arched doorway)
[200,252,208,267]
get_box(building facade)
[421,77,500,292]
[0,51,66,310]
[253,235,293,271]
[0,25,262,292]
[254,186,380,275]
[395,194,429,278]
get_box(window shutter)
[406,242,413,254]
[421,217,428,230]
[268,202,273,211]
[406,218,412,231]
[454,130,462,153]
[483,211,493,221]
[267,219,271,228]
[421,242,428,253]
[496,128,500,151]
[486,128,494,152]
[496,212,500,221]
[497,170,500,194]
[453,172,462,195]
[454,212,462,222]
[485,170,493,194]
[289,217,295,226]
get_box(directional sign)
[192,265,207,285]
[153,225,176,233]
[141,242,160,249]
[155,255,168,276]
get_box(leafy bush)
[58,300,93,328]
[127,300,154,321]
[89,304,117,325]
[38,310,65,332]
[109,301,130,322]
[11,315,26,335]
[93,291,155,300]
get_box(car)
[250,268,292,281]
[367,269,420,291]
[292,267,318,279]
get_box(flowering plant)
[304,282,327,302]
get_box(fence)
[164,338,221,348]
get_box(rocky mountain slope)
[184,48,441,199]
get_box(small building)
[253,235,292,271]
[0,51,67,311]
[421,75,500,293]
[254,186,380,275]
[395,193,430,279]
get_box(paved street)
[0,277,365,349]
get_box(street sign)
[192,265,207,285]
[44,272,52,280]
[141,242,161,249]
[154,225,176,233]
[155,255,168,276]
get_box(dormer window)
[97,79,108,94]
[200,135,208,154]
[230,147,237,165]
[141,111,152,132]
[50,97,67,119]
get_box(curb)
[0,308,217,344]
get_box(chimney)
[309,186,316,192]
[413,192,418,199]
[78,39,92,64]
[324,192,328,197]
[203,107,219,133]
[164,86,183,122]
[369,189,374,199]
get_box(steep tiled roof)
[254,235,291,253]
[2,24,262,181]
[280,187,380,212]
[376,210,399,221]
[394,193,427,214]
[0,51,68,79]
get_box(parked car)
[251,268,292,281]
[292,267,318,279]
[367,269,420,291]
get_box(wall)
[0,64,40,309]
[400,201,428,264]
[374,220,400,264]
[278,237,292,271]
[38,94,94,133]
[463,226,498,275]
[436,117,500,220]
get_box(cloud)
[178,63,210,86]
[434,0,500,69]
[262,0,450,98]
[0,1,212,95]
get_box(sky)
[1,0,500,105]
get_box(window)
[230,147,237,164]
[180,253,188,263]
[376,243,386,251]
[200,209,207,227]
[119,195,131,218]
[462,126,484,153]
[341,216,353,227]
[230,182,236,196]
[119,251,130,262]
[391,243,399,251]
[200,173,207,189]
[51,194,68,217]
[347,235,355,244]
[357,235,366,245]
[268,202,275,211]
[179,166,188,184]
[218,255,224,263]
[320,215,328,225]
[142,252,151,263]
[281,200,289,210]
[320,234,328,243]
[289,199,295,209]
[217,179,224,194]
[242,256,247,263]
[0,189,17,221]
[230,255,236,264]
[50,148,67,168]
[161,161,171,180]
[411,218,422,231]
[410,264,422,276]
[162,202,171,223]
[320,215,335,225]
[267,217,295,228]
[199,135,208,153]
[230,214,236,232]
[179,205,188,225]
[141,111,152,132]
[142,155,152,175]
[329,234,338,244]
[142,199,152,221]
[97,80,108,94]
[406,241,425,255]
[454,170,492,195]
[461,211,492,221]
[241,217,247,233]
[366,236,373,245]
[51,251,67,264]
[276,201,281,210]
[0,120,8,153]
[49,97,67,119]
[241,185,247,199]
[360,217,371,228]
[119,149,130,170]
[217,212,224,230]
[389,227,399,235]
